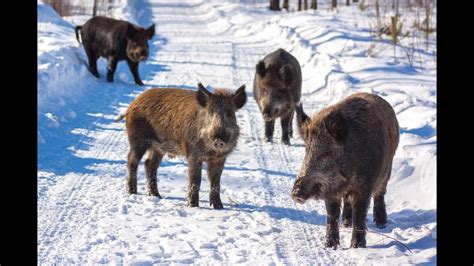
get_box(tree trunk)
[332,0,337,8]
[346,0,350,5]
[310,0,317,9]
[93,0,99,17]
[298,0,302,11]
[282,0,289,10]
[304,0,308,10]
[269,0,281,10]
[353,0,358,2]
[375,0,381,36]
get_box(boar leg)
[350,192,371,248]
[288,111,294,138]
[106,56,119,83]
[281,112,293,145]
[373,167,390,228]
[325,197,341,249]
[342,193,352,228]
[187,158,202,207]
[144,149,163,198]
[373,193,387,229]
[127,59,144,86]
[126,145,147,195]
[207,158,225,209]
[264,119,275,142]
[84,47,99,78]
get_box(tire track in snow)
[228,18,331,264]
[38,122,125,263]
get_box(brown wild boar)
[75,16,155,85]
[119,83,247,209]
[291,92,399,249]
[253,48,302,145]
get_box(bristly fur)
[253,48,302,145]
[292,92,399,249]
[124,83,246,209]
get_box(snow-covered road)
[38,0,436,264]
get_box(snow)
[38,0,436,264]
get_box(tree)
[93,0,98,17]
[332,0,337,8]
[346,0,350,5]
[298,0,302,11]
[282,0,289,11]
[304,0,308,10]
[310,0,317,9]
[375,0,381,36]
[269,0,281,11]
[353,0,358,2]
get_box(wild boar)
[253,48,302,145]
[75,16,155,86]
[291,92,399,249]
[119,83,247,209]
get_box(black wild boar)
[119,83,247,209]
[75,16,155,86]
[253,48,302,145]
[291,92,399,249]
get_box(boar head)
[196,83,247,152]
[126,24,155,63]
[255,60,295,121]
[291,104,350,204]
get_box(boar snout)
[291,193,307,204]
[291,176,322,203]
[291,182,307,204]
[213,139,226,149]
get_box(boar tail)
[74,26,82,44]
[115,113,126,122]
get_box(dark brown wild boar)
[75,16,155,85]
[119,83,247,209]
[253,48,302,145]
[291,92,399,249]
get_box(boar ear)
[233,85,247,110]
[256,61,266,77]
[146,24,155,39]
[325,111,348,142]
[279,64,293,84]
[196,83,212,107]
[296,103,311,141]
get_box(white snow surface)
[38,0,436,264]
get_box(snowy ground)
[38,0,436,264]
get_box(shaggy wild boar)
[75,16,155,85]
[253,48,302,145]
[291,93,399,249]
[119,83,247,209]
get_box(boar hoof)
[374,219,387,229]
[350,237,367,248]
[149,191,162,199]
[127,187,137,195]
[91,71,99,78]
[374,211,388,229]
[135,80,145,86]
[282,138,291,145]
[265,137,273,143]
[187,201,199,208]
[325,236,340,249]
[210,199,224,209]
